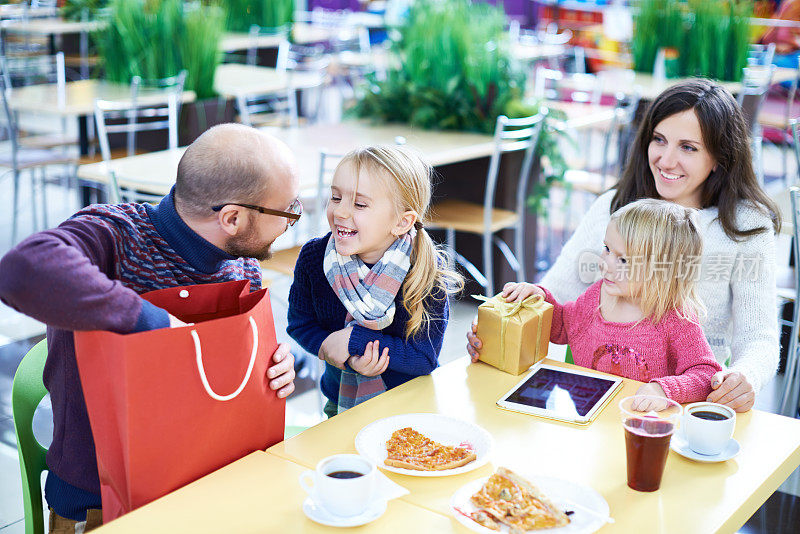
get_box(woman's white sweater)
[540,190,779,393]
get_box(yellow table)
[270,358,800,534]
[90,357,800,533]
[92,451,459,533]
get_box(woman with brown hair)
[467,79,781,412]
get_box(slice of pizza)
[384,427,477,471]
[469,467,570,532]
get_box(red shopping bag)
[74,280,285,523]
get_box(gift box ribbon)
[474,294,548,370]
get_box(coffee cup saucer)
[670,431,740,463]
[302,496,387,527]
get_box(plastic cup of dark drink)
[619,396,682,492]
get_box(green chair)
[284,425,308,440]
[11,339,49,534]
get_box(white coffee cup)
[298,454,376,517]
[683,402,736,456]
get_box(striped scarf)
[323,229,416,413]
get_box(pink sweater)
[541,282,722,404]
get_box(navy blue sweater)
[287,235,450,405]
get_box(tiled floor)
[0,130,798,532]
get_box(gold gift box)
[475,293,553,375]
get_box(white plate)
[302,497,387,527]
[450,474,611,534]
[354,413,494,477]
[670,432,740,463]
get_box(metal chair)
[0,65,75,243]
[759,55,799,186]
[428,112,547,296]
[748,42,776,67]
[737,64,776,185]
[0,51,78,150]
[94,71,186,202]
[779,187,800,417]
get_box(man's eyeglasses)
[211,198,303,227]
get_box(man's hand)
[707,370,755,412]
[319,327,353,369]
[348,340,389,377]
[466,316,481,363]
[267,343,295,399]
[501,282,545,303]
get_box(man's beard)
[224,228,273,261]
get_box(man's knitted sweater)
[287,235,449,406]
[0,189,261,518]
[541,190,779,393]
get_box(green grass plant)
[98,0,223,99]
[224,0,294,33]
[632,0,752,82]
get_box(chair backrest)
[11,338,49,534]
[484,112,547,232]
[737,63,775,133]
[315,150,343,231]
[533,67,601,105]
[0,52,66,92]
[246,24,289,67]
[94,70,186,162]
[235,84,298,128]
[748,42,776,67]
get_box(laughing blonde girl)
[287,145,462,416]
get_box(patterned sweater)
[541,190,779,393]
[542,282,722,403]
[0,188,261,518]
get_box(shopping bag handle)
[191,316,258,402]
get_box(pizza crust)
[385,450,477,471]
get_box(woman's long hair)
[612,79,780,240]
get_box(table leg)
[77,115,104,206]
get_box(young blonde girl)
[499,199,722,403]
[287,145,462,417]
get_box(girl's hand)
[466,316,482,363]
[348,340,389,377]
[707,370,755,412]
[319,327,353,370]
[633,383,669,411]
[501,282,545,303]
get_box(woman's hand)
[466,317,482,363]
[501,282,545,303]
[319,327,353,370]
[348,340,390,377]
[707,370,755,412]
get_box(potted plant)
[224,0,294,33]
[352,0,567,209]
[97,0,232,145]
[632,0,752,81]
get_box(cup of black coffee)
[299,454,376,516]
[683,402,736,456]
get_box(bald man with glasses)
[0,124,300,532]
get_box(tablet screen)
[504,367,618,417]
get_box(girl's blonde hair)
[337,145,463,338]
[609,199,705,324]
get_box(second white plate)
[354,413,494,477]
